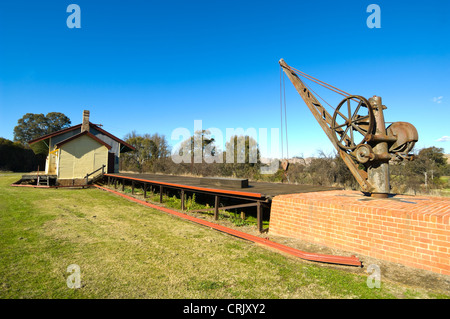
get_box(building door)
[108,153,115,173]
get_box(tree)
[13,112,71,144]
[176,130,216,162]
[173,130,221,175]
[332,153,358,189]
[390,146,449,193]
[45,112,72,133]
[120,131,170,173]
[306,151,334,186]
[0,137,45,172]
[221,135,261,178]
[408,146,448,186]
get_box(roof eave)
[55,131,112,150]
[27,124,82,146]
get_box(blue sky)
[0,0,449,158]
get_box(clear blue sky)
[1,0,449,158]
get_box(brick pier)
[269,190,450,275]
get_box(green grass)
[0,173,448,299]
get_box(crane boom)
[279,59,373,192]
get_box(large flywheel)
[331,95,375,151]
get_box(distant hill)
[445,154,450,164]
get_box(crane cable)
[279,67,289,160]
[288,65,352,98]
[281,64,360,112]
[279,66,284,160]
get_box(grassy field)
[0,173,448,299]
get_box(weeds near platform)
[116,184,261,228]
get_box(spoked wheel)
[331,95,374,151]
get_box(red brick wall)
[269,190,450,275]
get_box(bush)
[0,138,45,172]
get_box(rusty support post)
[214,196,219,220]
[181,190,185,211]
[122,179,125,192]
[257,201,262,233]
[114,178,117,189]
[160,185,163,203]
[143,183,147,198]
[131,181,135,195]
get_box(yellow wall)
[58,134,108,179]
[46,137,57,174]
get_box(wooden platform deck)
[105,173,340,200]
[12,173,58,186]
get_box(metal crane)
[279,59,418,198]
